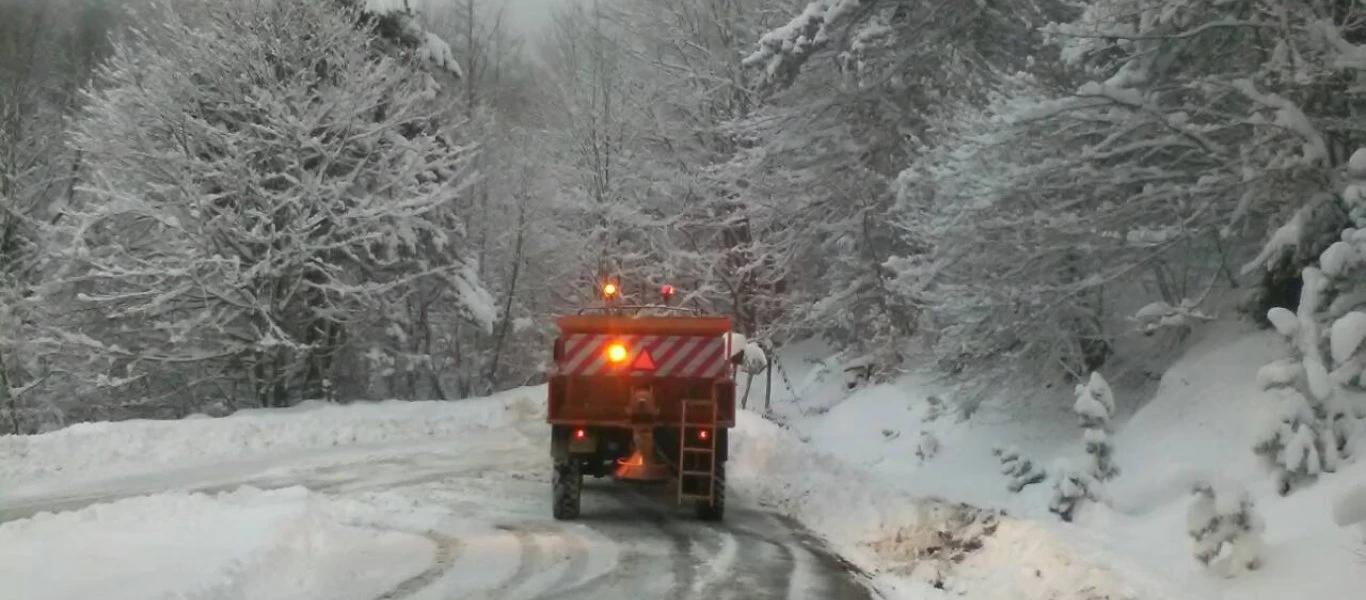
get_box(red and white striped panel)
[560,334,729,378]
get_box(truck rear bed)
[547,314,736,427]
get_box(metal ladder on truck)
[678,396,718,504]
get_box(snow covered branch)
[42,0,486,408]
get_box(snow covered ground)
[1,486,435,600]
[5,319,1364,599]
[743,319,1366,599]
[0,388,871,600]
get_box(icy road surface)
[0,412,874,600]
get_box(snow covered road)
[0,397,874,600]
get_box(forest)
[3,0,1365,434]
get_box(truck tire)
[552,459,582,520]
[694,463,725,521]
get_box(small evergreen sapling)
[1074,372,1119,481]
[1250,148,1366,495]
[1048,459,1095,522]
[916,430,940,462]
[1256,292,1353,495]
[1186,481,1264,577]
[993,445,1045,492]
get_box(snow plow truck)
[546,280,737,521]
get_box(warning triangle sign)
[631,350,656,371]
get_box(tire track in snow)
[541,485,694,600]
[700,519,794,600]
[375,531,462,600]
[486,525,544,598]
[505,523,592,599]
[620,488,697,599]
[689,523,739,597]
[770,514,879,599]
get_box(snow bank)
[729,411,1149,599]
[0,486,433,600]
[1099,321,1366,600]
[761,318,1366,599]
[0,388,544,486]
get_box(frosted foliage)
[1187,482,1264,576]
[1254,387,1334,495]
[1254,248,1360,494]
[992,446,1046,493]
[362,0,463,77]
[1305,357,1332,401]
[1073,372,1119,481]
[45,0,485,407]
[1048,459,1095,523]
[1256,359,1301,389]
[1132,300,1212,334]
[915,431,940,462]
[1331,312,1366,364]
[1267,307,1299,338]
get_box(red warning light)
[574,428,586,439]
[661,284,675,296]
[698,429,709,440]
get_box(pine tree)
[993,445,1046,493]
[1048,459,1095,522]
[1187,481,1264,576]
[1074,371,1119,481]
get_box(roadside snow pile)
[763,318,1366,600]
[0,388,543,486]
[0,486,433,600]
[729,411,1149,599]
[1097,321,1366,600]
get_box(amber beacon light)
[606,342,628,363]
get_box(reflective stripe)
[559,334,728,377]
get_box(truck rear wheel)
[694,463,725,521]
[552,459,582,520]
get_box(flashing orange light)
[606,343,628,363]
[602,282,618,297]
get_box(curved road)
[0,425,877,600]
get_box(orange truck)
[546,281,736,520]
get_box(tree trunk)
[486,198,527,390]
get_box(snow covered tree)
[1187,480,1264,576]
[744,0,1094,384]
[915,430,939,462]
[885,0,1366,396]
[993,445,1046,493]
[535,1,666,291]
[1048,459,1095,523]
[1249,152,1366,496]
[1254,286,1354,494]
[0,0,123,430]
[39,0,487,409]
[1074,371,1119,481]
